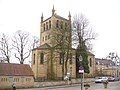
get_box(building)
[31,6,96,81]
[95,58,115,76]
[31,6,76,81]
[0,63,34,89]
[87,51,96,77]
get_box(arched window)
[56,20,59,28]
[46,22,48,30]
[33,54,35,64]
[60,21,63,29]
[42,37,44,42]
[44,24,45,31]
[49,20,51,29]
[48,34,50,39]
[40,52,44,64]
[45,35,47,40]
[65,23,67,30]
[90,58,92,67]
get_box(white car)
[95,77,108,83]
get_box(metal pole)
[83,72,84,90]
[81,73,83,90]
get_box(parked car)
[114,77,120,81]
[95,77,108,83]
[108,77,115,82]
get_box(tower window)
[49,20,51,29]
[44,24,45,31]
[46,22,48,30]
[33,54,35,64]
[65,23,67,29]
[56,20,59,28]
[42,37,44,42]
[40,52,44,64]
[48,34,50,39]
[45,36,47,40]
[60,21,63,29]
[90,58,92,67]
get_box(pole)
[83,72,84,90]
[81,73,83,90]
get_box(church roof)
[95,58,115,66]
[54,14,68,21]
[43,14,68,23]
[87,51,95,56]
[0,63,34,76]
[39,43,51,49]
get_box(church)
[31,6,96,81]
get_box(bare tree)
[0,33,11,63]
[31,36,40,49]
[107,52,120,66]
[72,14,97,74]
[72,14,96,50]
[12,30,30,64]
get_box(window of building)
[90,58,92,67]
[65,23,67,29]
[9,77,13,82]
[45,35,47,40]
[42,37,44,42]
[48,34,50,39]
[40,52,44,64]
[26,78,31,82]
[33,54,35,64]
[1,78,3,82]
[60,21,63,29]
[46,22,48,30]
[21,77,24,82]
[60,52,64,64]
[49,20,51,29]
[44,24,45,31]
[56,20,59,28]
[69,53,72,64]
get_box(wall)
[0,76,34,89]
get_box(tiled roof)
[95,58,115,66]
[0,63,34,76]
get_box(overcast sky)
[0,0,120,61]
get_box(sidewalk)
[34,78,95,88]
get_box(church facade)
[31,7,96,81]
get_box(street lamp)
[79,55,84,90]
[79,55,83,62]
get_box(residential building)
[95,58,115,76]
[0,63,34,89]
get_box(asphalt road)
[17,81,120,90]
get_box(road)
[17,81,120,90]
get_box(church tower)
[40,6,72,47]
[32,6,76,81]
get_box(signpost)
[79,66,84,90]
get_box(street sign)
[79,66,84,73]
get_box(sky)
[0,0,120,63]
